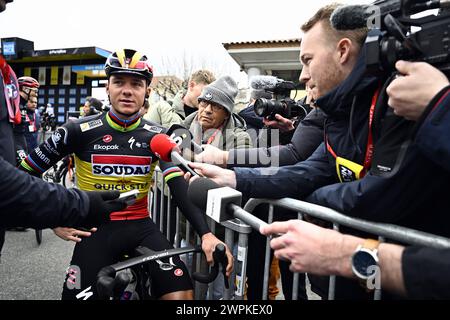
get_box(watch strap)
[362,239,380,251]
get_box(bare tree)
[150,75,184,102]
[151,47,243,102]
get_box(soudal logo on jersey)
[92,155,152,176]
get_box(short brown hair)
[301,3,368,48]
[190,70,216,85]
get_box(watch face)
[352,250,377,279]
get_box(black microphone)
[150,133,200,177]
[330,4,371,30]
[187,177,269,231]
[166,123,203,154]
[249,75,280,91]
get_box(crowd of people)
[1,0,449,300]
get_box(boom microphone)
[330,4,371,30]
[249,75,280,90]
[187,177,269,231]
[150,133,199,176]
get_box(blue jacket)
[235,48,450,237]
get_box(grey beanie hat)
[198,76,238,114]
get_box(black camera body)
[365,0,450,75]
[251,77,310,121]
[254,97,310,121]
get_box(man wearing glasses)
[183,75,252,154]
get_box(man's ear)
[336,38,352,64]
[146,87,151,99]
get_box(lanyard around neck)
[326,87,380,178]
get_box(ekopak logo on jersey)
[92,155,152,176]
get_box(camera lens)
[254,98,270,117]
[253,98,285,118]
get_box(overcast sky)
[0,0,371,80]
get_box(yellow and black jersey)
[20,111,173,221]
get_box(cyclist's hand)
[83,190,127,227]
[53,227,97,243]
[201,232,234,277]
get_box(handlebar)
[96,243,229,299]
[192,243,229,289]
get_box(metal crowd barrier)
[243,198,450,300]
[150,166,251,300]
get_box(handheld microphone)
[150,133,200,177]
[187,177,269,231]
[166,123,203,154]
[249,75,280,91]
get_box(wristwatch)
[351,239,380,281]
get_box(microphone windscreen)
[187,177,221,211]
[150,133,177,162]
[330,5,369,30]
[249,75,279,90]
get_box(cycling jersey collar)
[107,110,141,132]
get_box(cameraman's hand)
[263,114,295,132]
[194,144,229,168]
[387,61,449,121]
[82,190,127,227]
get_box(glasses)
[198,100,224,112]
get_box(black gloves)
[82,191,127,227]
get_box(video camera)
[331,0,450,75]
[250,75,311,121]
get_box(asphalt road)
[0,229,75,300]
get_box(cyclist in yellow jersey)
[20,49,232,300]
